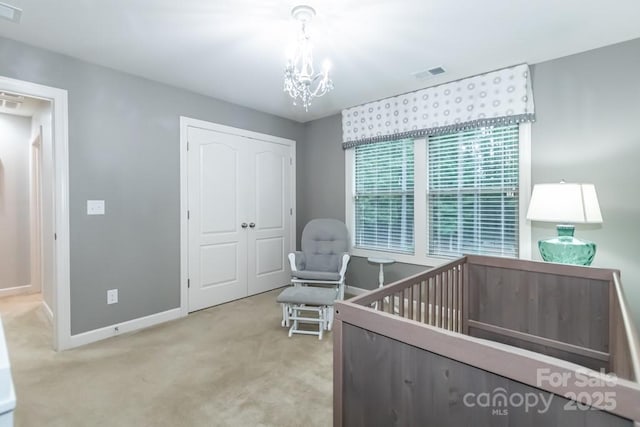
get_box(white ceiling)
[0,0,639,123]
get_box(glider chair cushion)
[278,218,351,339]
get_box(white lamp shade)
[526,183,603,224]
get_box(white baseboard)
[68,308,184,349]
[0,284,33,297]
[345,285,370,296]
[41,301,54,325]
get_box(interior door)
[187,126,249,312]
[247,140,292,294]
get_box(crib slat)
[443,270,448,330]
[433,276,437,327]
[425,278,430,325]
[431,277,436,326]
[418,280,425,322]
[460,262,465,333]
[444,271,449,329]
[437,274,442,328]
[453,266,458,332]
[408,283,414,320]
[439,272,444,329]
[458,264,462,332]
[453,267,457,331]
[438,273,446,328]
[442,272,447,329]
[448,269,453,330]
[443,271,448,330]
[424,280,429,323]
[432,277,437,326]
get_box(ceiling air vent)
[412,66,446,80]
[2,100,21,109]
[0,92,24,110]
[0,2,22,23]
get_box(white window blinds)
[354,139,414,253]
[427,125,519,258]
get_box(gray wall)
[0,113,31,289]
[297,114,345,246]
[0,36,305,334]
[300,38,640,329]
[530,38,640,329]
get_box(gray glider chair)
[277,218,350,339]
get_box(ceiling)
[0,0,639,123]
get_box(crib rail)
[349,257,466,333]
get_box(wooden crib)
[333,255,640,426]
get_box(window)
[354,139,414,253]
[347,124,530,264]
[428,125,520,258]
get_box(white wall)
[0,112,31,289]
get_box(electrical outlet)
[107,289,118,305]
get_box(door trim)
[30,130,43,295]
[0,75,71,351]
[179,117,296,316]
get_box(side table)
[367,257,395,311]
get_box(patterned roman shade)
[341,64,535,148]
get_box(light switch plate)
[87,200,105,215]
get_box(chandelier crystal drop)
[283,5,333,111]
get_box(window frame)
[345,123,532,266]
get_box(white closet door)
[247,140,292,295]
[187,123,294,312]
[187,127,249,312]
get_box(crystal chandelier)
[284,5,333,111]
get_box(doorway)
[0,76,70,351]
[0,94,48,306]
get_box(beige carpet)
[0,290,333,427]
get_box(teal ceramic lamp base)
[538,225,596,266]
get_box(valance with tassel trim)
[341,64,535,149]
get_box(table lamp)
[526,181,603,266]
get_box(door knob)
[241,222,248,228]
[249,222,256,228]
